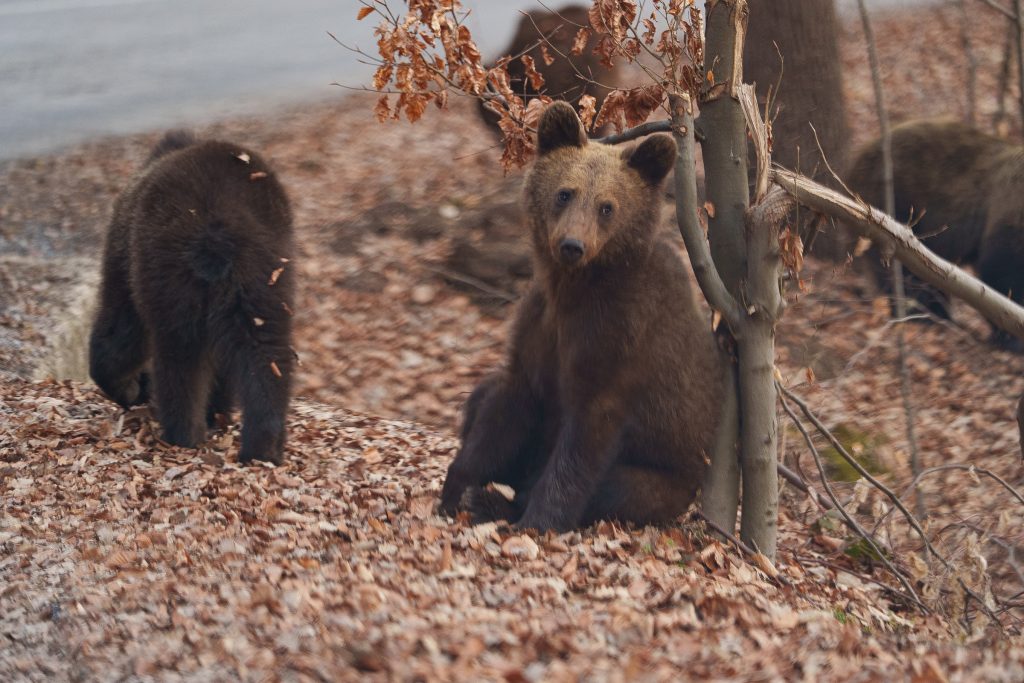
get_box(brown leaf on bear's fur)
[571,27,591,56]
[268,267,285,285]
[578,95,598,132]
[704,201,716,218]
[521,55,545,91]
[540,43,555,66]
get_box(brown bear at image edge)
[845,119,1024,352]
[477,4,620,137]
[88,131,295,464]
[441,101,725,532]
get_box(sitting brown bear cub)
[89,131,295,464]
[440,102,724,532]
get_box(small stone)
[411,284,436,305]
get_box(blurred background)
[0,0,929,160]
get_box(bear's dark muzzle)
[558,238,585,265]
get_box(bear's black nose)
[559,238,584,265]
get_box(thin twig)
[422,265,519,303]
[979,0,1017,20]
[777,390,927,611]
[779,383,1006,627]
[695,510,790,586]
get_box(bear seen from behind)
[89,131,295,464]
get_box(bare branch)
[669,94,744,331]
[777,388,927,611]
[979,0,1017,20]
[596,119,672,144]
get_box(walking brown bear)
[89,131,295,464]
[478,5,619,136]
[440,102,724,532]
[846,119,1024,351]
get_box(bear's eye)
[556,189,573,205]
[599,202,614,217]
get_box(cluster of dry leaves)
[361,0,699,169]
[1,1,1024,679]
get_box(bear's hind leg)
[979,223,1024,352]
[581,464,699,527]
[206,367,235,428]
[213,308,292,465]
[440,373,546,515]
[89,269,150,408]
[151,342,211,448]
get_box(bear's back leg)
[581,463,700,528]
[210,286,293,465]
[978,222,1024,351]
[150,336,213,448]
[89,252,150,408]
[440,371,549,514]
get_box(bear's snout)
[558,238,585,265]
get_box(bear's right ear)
[626,133,677,185]
[537,102,587,155]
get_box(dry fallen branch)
[771,168,1024,342]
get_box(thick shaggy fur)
[89,132,295,463]
[478,5,619,136]
[847,119,1024,349]
[441,102,724,532]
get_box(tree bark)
[670,93,742,533]
[745,0,849,180]
[701,0,750,296]
[772,168,1024,341]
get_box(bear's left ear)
[626,134,677,185]
[537,102,587,155]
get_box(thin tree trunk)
[670,92,742,534]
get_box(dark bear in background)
[846,119,1024,350]
[478,5,619,136]
[440,102,724,532]
[89,131,295,464]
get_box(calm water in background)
[0,0,933,161]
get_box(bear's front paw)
[515,510,572,534]
[238,445,283,466]
[439,468,471,516]
[463,486,521,525]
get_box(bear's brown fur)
[478,5,619,136]
[846,119,1024,350]
[440,102,724,532]
[89,131,295,464]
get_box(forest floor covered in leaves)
[2,4,1024,681]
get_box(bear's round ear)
[537,102,587,155]
[626,133,677,185]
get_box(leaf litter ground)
[2,5,1024,681]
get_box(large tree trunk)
[746,0,850,260]
[745,0,849,179]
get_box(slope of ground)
[3,378,1022,681]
